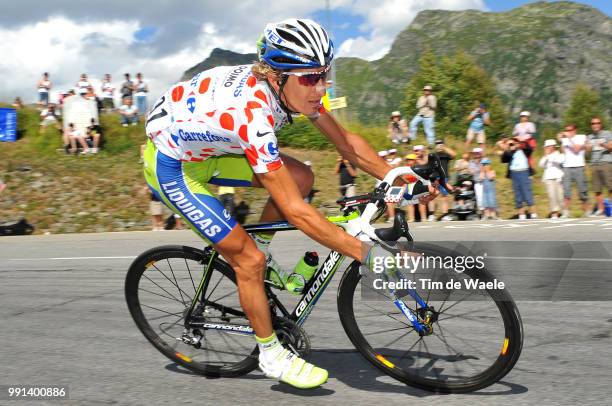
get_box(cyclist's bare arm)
[255,165,363,261]
[311,113,391,180]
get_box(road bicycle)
[125,165,523,393]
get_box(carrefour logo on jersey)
[175,129,231,143]
[266,142,279,159]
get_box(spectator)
[453,152,471,181]
[557,124,589,217]
[432,139,456,217]
[404,153,417,166]
[303,161,317,203]
[388,111,409,144]
[149,189,164,231]
[86,118,102,154]
[64,123,90,155]
[539,139,565,219]
[479,158,498,220]
[76,73,91,96]
[121,73,134,100]
[37,72,52,105]
[409,85,437,145]
[386,149,402,167]
[512,111,537,167]
[101,74,115,112]
[12,97,24,109]
[586,117,612,216]
[39,104,61,132]
[134,72,149,117]
[335,155,357,198]
[465,103,490,150]
[383,149,403,222]
[85,86,97,101]
[501,137,537,219]
[469,147,484,214]
[119,97,139,126]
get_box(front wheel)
[337,254,523,393]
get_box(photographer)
[387,111,409,144]
[465,103,490,150]
[501,137,537,219]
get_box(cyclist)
[142,18,438,389]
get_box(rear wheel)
[125,245,258,377]
[337,253,523,393]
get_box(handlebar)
[356,153,449,242]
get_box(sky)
[0,1,609,104]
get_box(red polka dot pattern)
[238,125,248,142]
[246,76,257,88]
[219,113,234,131]
[171,85,184,102]
[198,77,211,94]
[267,115,274,126]
[254,90,268,105]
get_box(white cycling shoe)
[259,349,328,389]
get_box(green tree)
[402,51,510,142]
[562,83,605,134]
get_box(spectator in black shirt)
[432,139,456,217]
[86,118,102,154]
[335,155,357,198]
[121,73,134,100]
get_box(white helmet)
[258,18,334,70]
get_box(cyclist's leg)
[143,143,272,337]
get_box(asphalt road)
[1,218,611,405]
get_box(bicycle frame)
[185,208,429,335]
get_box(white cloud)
[335,0,486,60]
[0,1,487,102]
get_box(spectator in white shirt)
[134,72,149,116]
[76,73,91,96]
[119,97,139,126]
[39,104,60,133]
[101,74,115,112]
[37,72,51,105]
[557,124,589,217]
[539,139,565,219]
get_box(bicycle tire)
[125,245,258,377]
[337,255,523,393]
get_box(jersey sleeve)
[236,103,283,174]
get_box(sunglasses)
[591,121,601,125]
[282,66,330,86]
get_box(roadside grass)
[0,107,596,234]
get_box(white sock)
[256,333,284,364]
[252,233,273,258]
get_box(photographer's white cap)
[388,148,397,154]
[378,150,388,157]
[472,147,483,154]
[519,111,531,117]
[413,144,425,151]
[544,139,557,147]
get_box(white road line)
[8,256,136,261]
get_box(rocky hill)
[183,1,611,124]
